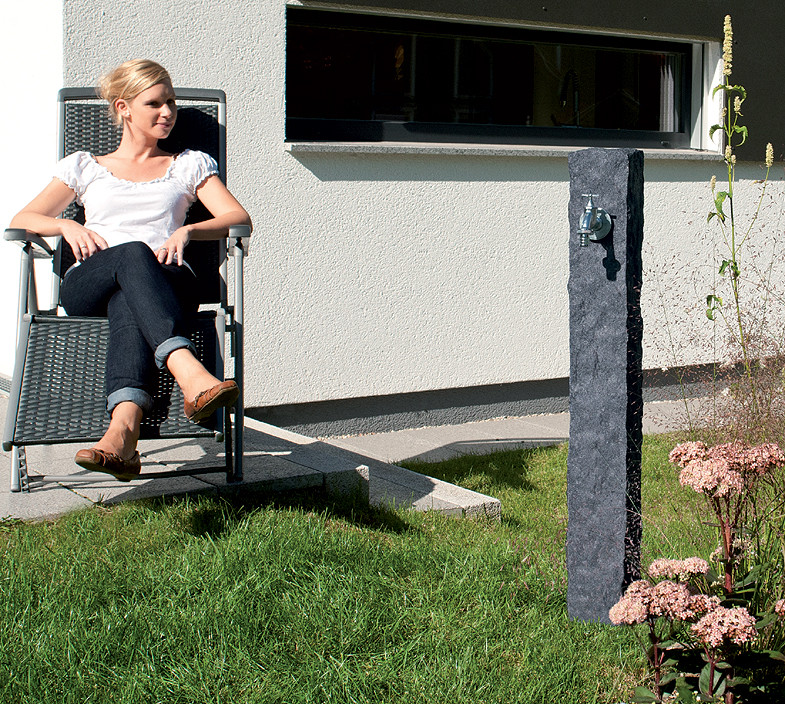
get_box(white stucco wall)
[53,0,784,410]
[0,2,63,377]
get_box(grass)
[0,435,713,704]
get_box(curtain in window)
[659,55,677,132]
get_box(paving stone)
[72,472,216,506]
[0,480,92,521]
[194,455,324,492]
[328,433,437,464]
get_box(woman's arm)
[10,179,109,260]
[156,175,252,265]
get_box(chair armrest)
[228,225,251,255]
[228,225,251,239]
[4,229,55,257]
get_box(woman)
[10,59,252,481]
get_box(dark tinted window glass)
[286,9,691,146]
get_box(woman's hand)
[155,226,192,265]
[60,220,109,262]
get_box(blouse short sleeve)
[178,150,219,195]
[53,151,93,205]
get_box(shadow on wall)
[287,151,570,183]
[643,159,773,183]
[287,150,765,185]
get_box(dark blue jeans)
[60,241,198,414]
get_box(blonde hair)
[97,59,172,125]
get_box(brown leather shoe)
[184,380,239,422]
[74,448,142,482]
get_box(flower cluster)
[648,557,710,581]
[668,441,785,496]
[678,458,744,496]
[691,605,757,648]
[611,582,759,649]
[738,443,785,474]
[609,580,697,625]
[690,593,722,616]
[774,599,785,618]
[722,15,733,76]
[609,581,650,625]
[668,441,708,467]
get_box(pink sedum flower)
[609,594,649,625]
[690,594,722,616]
[669,442,708,467]
[774,599,785,618]
[609,580,698,624]
[739,443,785,475]
[669,441,784,493]
[691,606,757,648]
[609,580,651,625]
[678,458,744,496]
[648,557,710,581]
[650,581,696,620]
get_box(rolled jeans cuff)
[107,387,153,415]
[154,336,196,369]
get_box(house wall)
[24,0,785,433]
[0,2,63,384]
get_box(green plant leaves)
[699,662,727,697]
[718,259,740,278]
[632,687,658,703]
[734,561,765,590]
[733,124,749,146]
[675,678,699,703]
[713,82,748,99]
[706,294,723,320]
[714,191,729,218]
[729,84,748,100]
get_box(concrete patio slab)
[0,481,93,521]
[1,390,689,524]
[0,395,502,521]
[329,413,570,464]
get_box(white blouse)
[54,149,219,253]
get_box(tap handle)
[581,194,599,209]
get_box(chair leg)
[222,402,243,483]
[10,446,27,493]
[224,406,234,482]
[235,402,243,482]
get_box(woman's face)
[117,81,177,139]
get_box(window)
[286,9,695,148]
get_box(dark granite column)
[567,148,644,623]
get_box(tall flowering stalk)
[705,15,775,422]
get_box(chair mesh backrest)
[59,93,225,304]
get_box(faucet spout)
[577,194,612,247]
[578,196,598,234]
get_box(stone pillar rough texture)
[567,148,644,623]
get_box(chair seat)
[6,313,222,448]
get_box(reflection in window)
[286,9,692,147]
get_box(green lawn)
[0,435,711,704]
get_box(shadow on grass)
[400,446,559,494]
[137,485,415,539]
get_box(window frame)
[286,8,711,150]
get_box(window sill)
[285,141,724,161]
